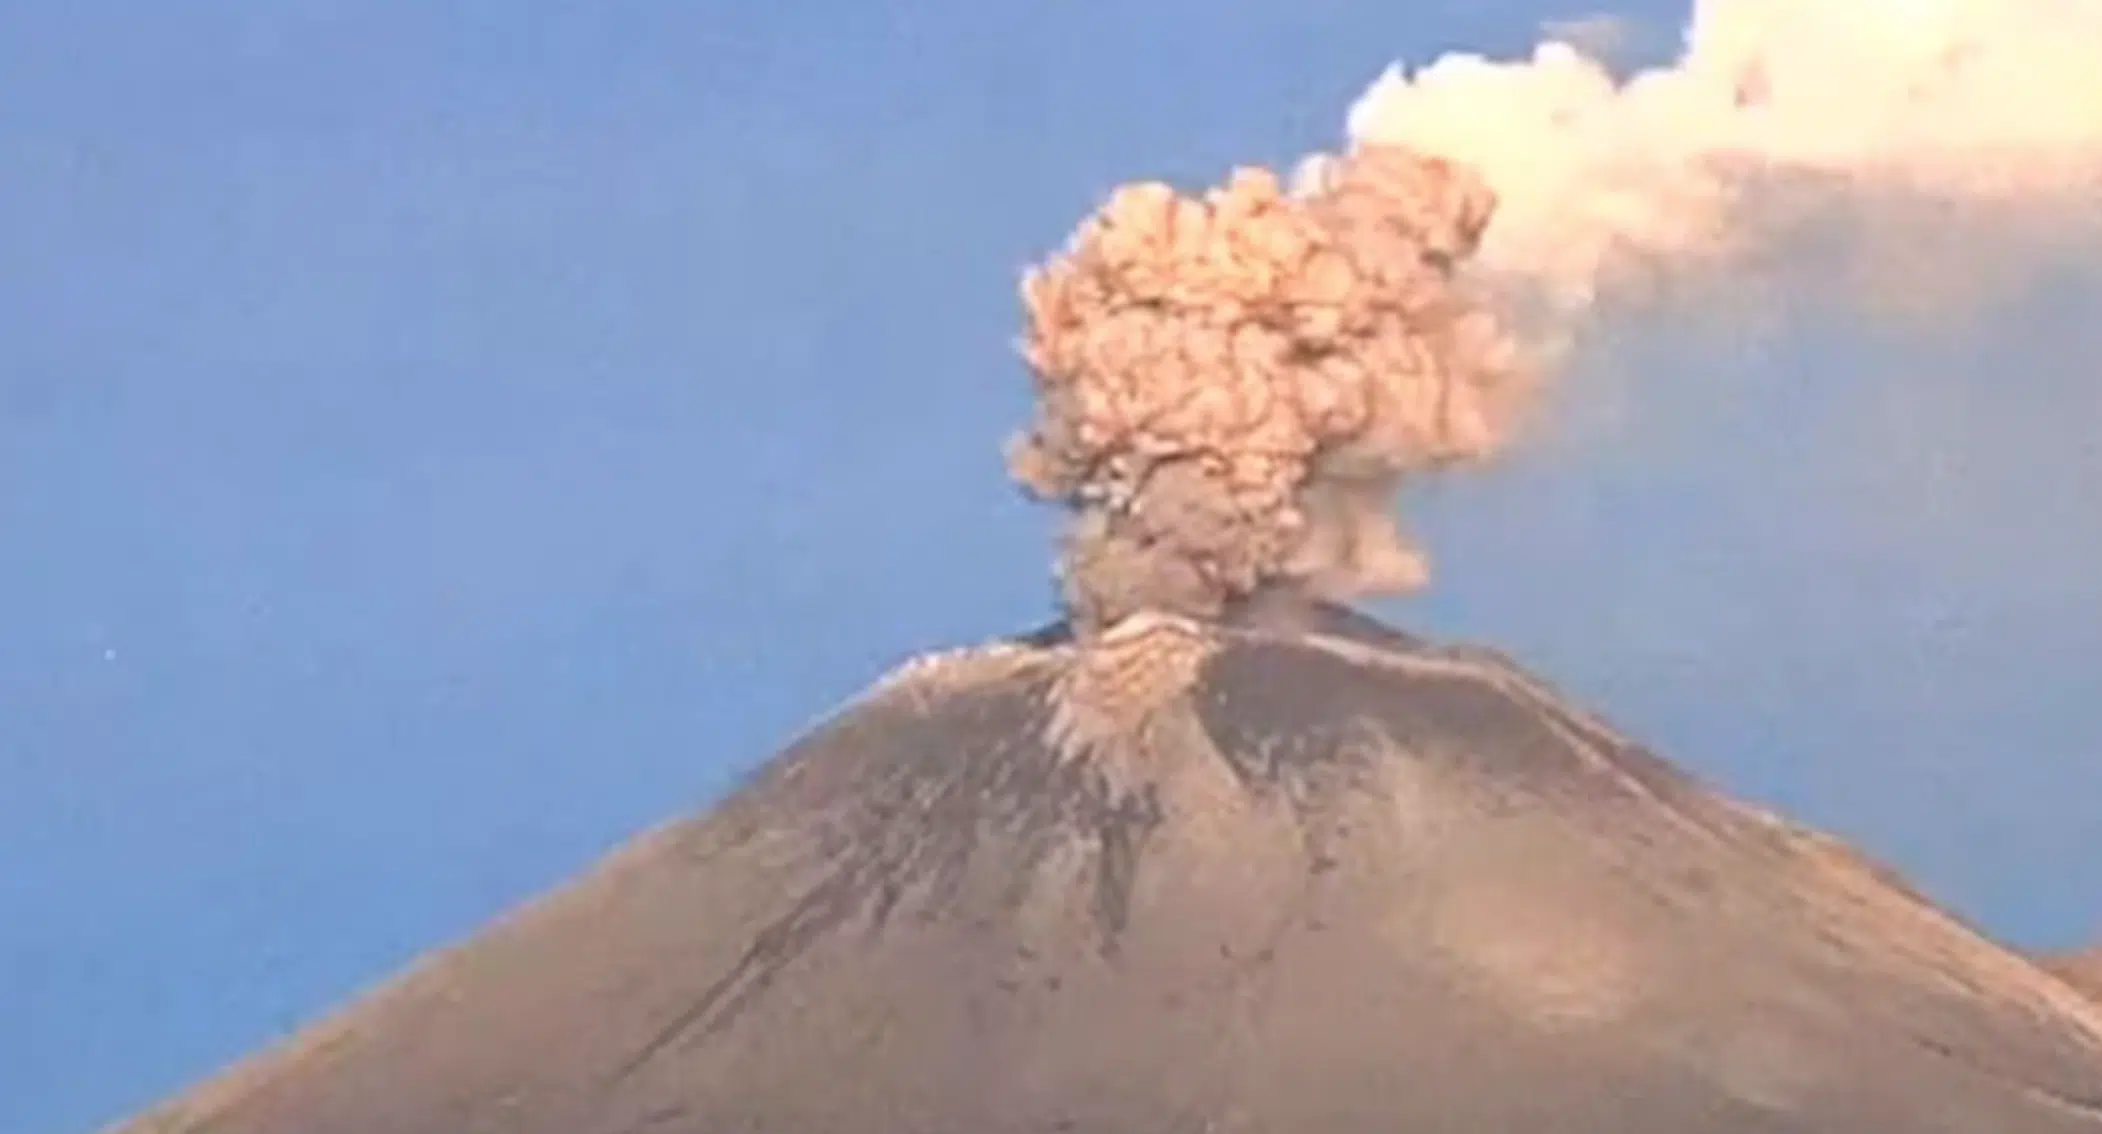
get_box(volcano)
[113,605,2102,1133]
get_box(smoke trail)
[1012,0,2102,635]
[1340,0,2102,331]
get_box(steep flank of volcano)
[114,609,2102,1134]
[2049,947,2102,1004]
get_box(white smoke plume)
[1011,0,2102,635]
[1339,0,2102,333]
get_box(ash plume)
[1338,0,2102,331]
[1010,0,2102,636]
[1008,152,1531,633]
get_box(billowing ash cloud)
[1011,0,2102,636]
[1008,151,1530,632]
[1342,0,2102,329]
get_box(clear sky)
[5,2,2099,1132]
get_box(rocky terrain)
[113,605,2102,1133]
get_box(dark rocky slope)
[114,609,2102,1133]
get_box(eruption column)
[1009,147,1532,634]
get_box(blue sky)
[5,3,2100,1132]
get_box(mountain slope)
[2050,948,2102,1004]
[114,609,2102,1133]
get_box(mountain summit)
[116,606,2102,1133]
